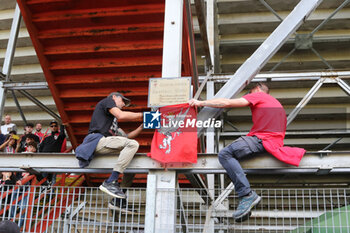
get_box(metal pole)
[161,0,183,78]
[286,78,324,126]
[269,47,296,72]
[204,81,215,233]
[149,0,184,232]
[198,71,350,82]
[0,4,21,121]
[11,90,27,125]
[18,90,61,122]
[197,0,323,136]
[259,0,283,21]
[310,0,350,36]
[322,137,343,151]
[184,0,199,92]
[336,78,350,95]
[206,81,215,200]
[145,174,157,233]
[3,82,48,90]
[310,47,333,70]
[194,0,213,69]
[207,0,220,72]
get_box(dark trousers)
[218,136,265,197]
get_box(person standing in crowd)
[76,92,142,203]
[34,123,45,141]
[39,121,66,153]
[1,114,17,135]
[189,83,306,221]
[17,123,40,152]
[39,121,66,185]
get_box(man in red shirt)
[189,83,305,221]
[35,123,45,141]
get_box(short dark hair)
[252,82,269,94]
[26,134,36,140]
[27,141,37,150]
[8,130,16,135]
[25,123,34,128]
[50,120,58,126]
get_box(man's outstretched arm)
[109,107,142,121]
[189,97,250,108]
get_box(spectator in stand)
[1,114,17,135]
[34,123,45,141]
[16,134,36,153]
[39,121,66,153]
[0,172,17,186]
[0,134,18,153]
[27,141,37,153]
[17,123,40,152]
[39,121,66,185]
[0,172,21,220]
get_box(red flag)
[148,103,197,163]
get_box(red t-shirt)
[243,92,306,166]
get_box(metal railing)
[1,185,350,232]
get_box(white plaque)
[148,77,191,107]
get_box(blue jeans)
[218,136,265,197]
[9,186,28,228]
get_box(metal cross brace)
[287,77,350,126]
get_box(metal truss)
[0,4,61,123]
[194,0,213,70]
[0,4,22,121]
[197,0,323,136]
[271,0,350,72]
[199,71,350,82]
[287,77,350,126]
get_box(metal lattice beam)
[194,0,212,69]
[0,4,21,121]
[197,0,323,136]
[1,152,350,174]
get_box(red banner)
[148,103,197,163]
